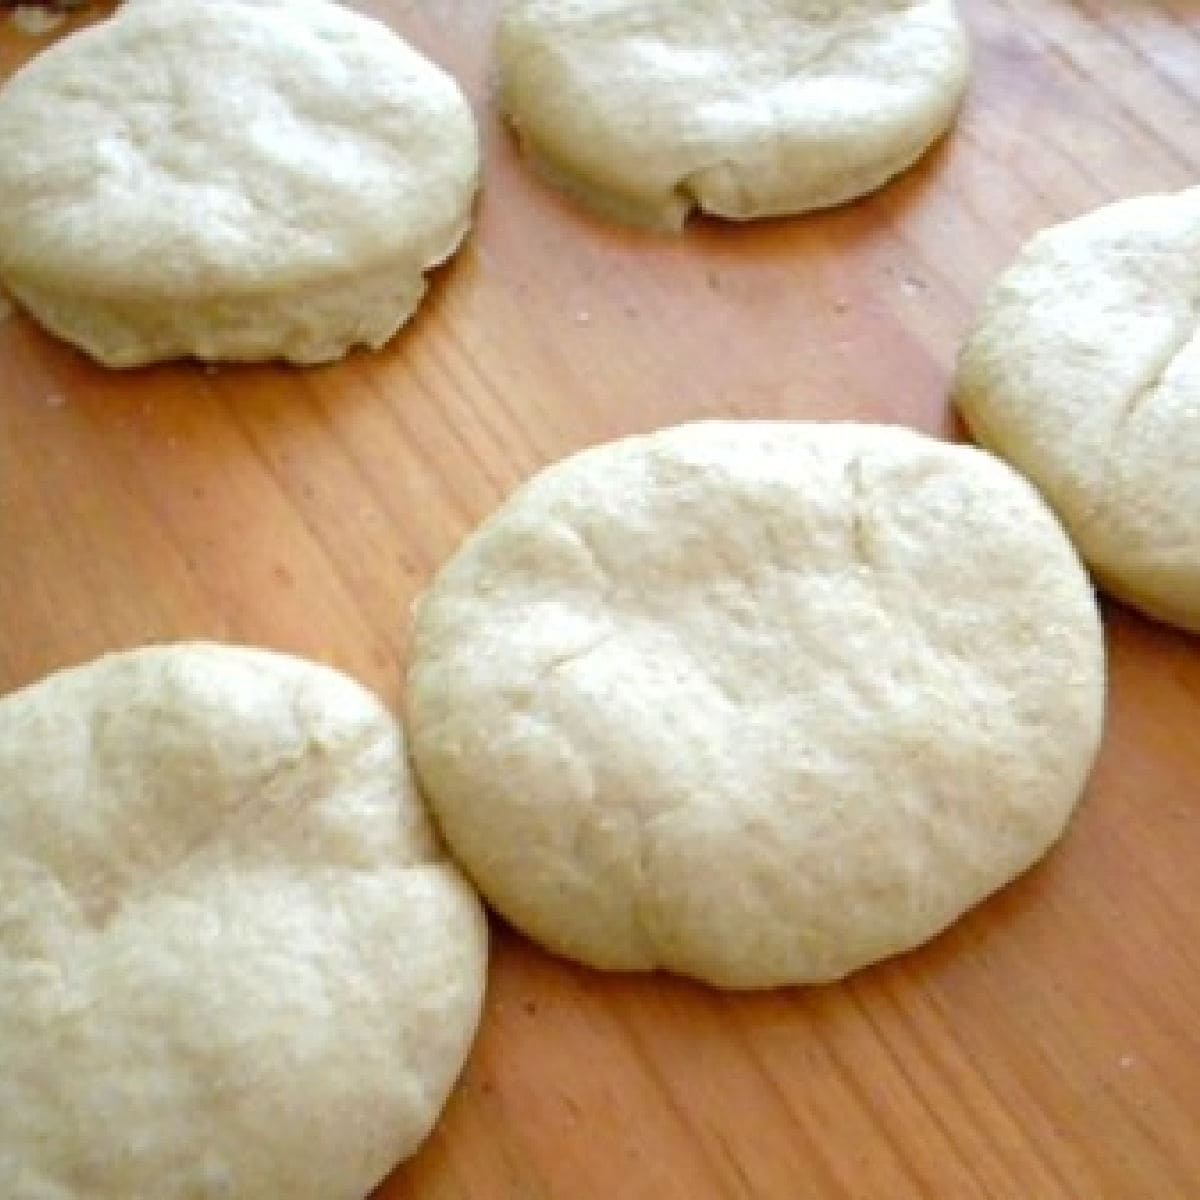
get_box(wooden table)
[3,3,1198,1196]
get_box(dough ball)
[498,0,969,229]
[0,0,479,366]
[955,188,1200,633]
[407,421,1104,989]
[1,643,487,1200]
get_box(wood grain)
[2,3,1198,1197]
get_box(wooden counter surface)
[2,3,1198,1197]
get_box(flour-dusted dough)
[955,189,1200,633]
[0,643,487,1200]
[0,0,479,366]
[407,422,1105,989]
[497,0,969,229]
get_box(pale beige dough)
[0,0,478,367]
[955,188,1200,633]
[0,643,487,1200]
[407,422,1105,989]
[498,0,969,229]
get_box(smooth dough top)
[498,0,969,228]
[955,188,1200,633]
[0,643,487,1200]
[407,422,1105,989]
[0,1,477,317]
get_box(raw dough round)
[497,0,969,229]
[0,643,487,1200]
[955,188,1200,633]
[407,422,1105,989]
[0,0,479,367]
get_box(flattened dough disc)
[0,0,479,366]
[498,0,969,228]
[1,643,487,1200]
[955,188,1200,633]
[407,422,1105,989]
